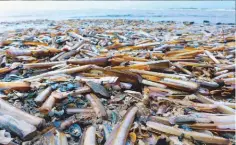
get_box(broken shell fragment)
[0,99,45,128]
[159,78,199,92]
[0,113,36,140]
[105,107,138,145]
[86,93,107,119]
[82,126,96,145]
[147,121,230,144]
[34,86,52,105]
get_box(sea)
[0,8,235,32]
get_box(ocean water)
[0,9,234,23]
[0,9,235,32]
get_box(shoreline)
[1,18,235,24]
[0,18,235,34]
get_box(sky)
[0,1,234,12]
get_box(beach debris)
[0,98,45,128]
[81,126,96,145]
[105,107,138,145]
[0,130,13,145]
[147,121,230,144]
[0,19,234,144]
[34,86,52,105]
[0,113,36,140]
[86,81,110,97]
[86,93,107,119]
[68,124,82,137]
